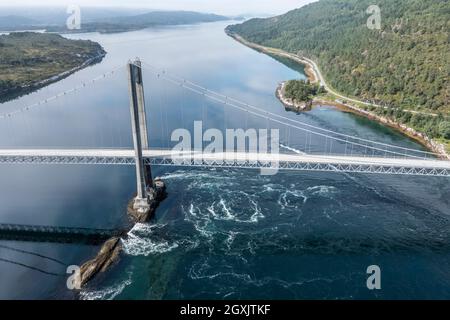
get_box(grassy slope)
[0,32,105,93]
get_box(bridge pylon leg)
[128,59,152,213]
[134,59,153,188]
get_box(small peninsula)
[0,32,105,101]
[277,79,326,112]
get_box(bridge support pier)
[128,58,153,214]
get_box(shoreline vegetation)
[226,30,450,160]
[0,32,106,102]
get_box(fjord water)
[0,21,449,299]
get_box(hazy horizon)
[0,0,317,16]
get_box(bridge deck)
[0,149,449,176]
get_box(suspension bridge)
[0,149,448,176]
[0,58,449,245]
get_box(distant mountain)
[0,7,149,26]
[0,15,39,30]
[0,10,229,34]
[227,0,450,140]
[0,8,230,33]
[97,11,227,25]
[47,11,229,33]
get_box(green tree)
[439,122,450,139]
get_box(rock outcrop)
[76,237,122,288]
[76,177,167,289]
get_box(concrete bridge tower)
[127,58,153,213]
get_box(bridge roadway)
[0,149,449,176]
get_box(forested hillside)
[0,32,105,99]
[228,0,449,118]
[284,80,325,103]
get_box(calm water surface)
[0,22,449,299]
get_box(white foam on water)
[223,291,236,299]
[224,231,238,249]
[219,198,236,220]
[278,190,308,209]
[188,203,198,217]
[160,171,197,180]
[80,272,132,300]
[188,180,237,191]
[207,203,219,219]
[184,196,265,243]
[161,170,231,182]
[262,183,281,193]
[306,185,338,197]
[184,203,215,239]
[249,199,264,223]
[188,263,253,282]
[216,197,264,224]
[121,223,179,257]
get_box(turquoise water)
[0,21,449,299]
